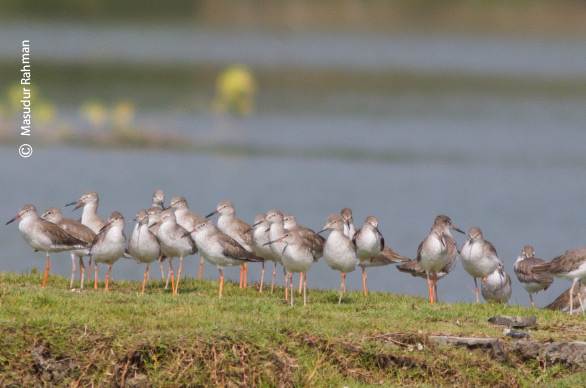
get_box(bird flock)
[6,189,586,313]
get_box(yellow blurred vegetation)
[212,66,257,116]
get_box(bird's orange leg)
[105,264,112,292]
[168,259,175,294]
[361,266,368,296]
[94,264,98,290]
[198,256,204,280]
[142,263,149,295]
[219,269,224,298]
[239,264,244,288]
[426,273,434,304]
[42,253,50,288]
[79,257,86,288]
[174,257,183,295]
[244,263,248,289]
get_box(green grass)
[0,271,585,387]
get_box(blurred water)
[2,22,586,307]
[2,21,586,77]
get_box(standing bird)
[249,214,280,293]
[89,211,126,292]
[156,209,197,295]
[396,256,456,302]
[128,210,161,294]
[460,227,503,304]
[147,206,166,280]
[168,196,206,280]
[320,214,358,304]
[265,233,314,306]
[533,247,586,315]
[206,200,254,289]
[340,208,356,239]
[353,216,384,296]
[513,245,554,309]
[66,190,106,283]
[186,219,263,298]
[6,204,88,288]
[41,207,96,289]
[416,215,464,304]
[283,213,325,260]
[265,210,290,298]
[481,265,512,303]
[151,189,165,210]
[283,213,325,294]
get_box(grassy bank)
[0,271,585,387]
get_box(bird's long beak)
[6,214,21,225]
[317,227,328,235]
[98,221,112,233]
[375,226,383,238]
[65,199,83,210]
[452,225,465,234]
[182,228,196,238]
[263,237,284,246]
[205,210,218,218]
[244,220,265,234]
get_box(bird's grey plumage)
[481,265,512,304]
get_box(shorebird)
[151,189,165,210]
[185,219,263,298]
[545,281,586,314]
[533,247,586,314]
[397,256,456,302]
[156,209,197,295]
[128,210,161,294]
[147,206,166,280]
[89,211,126,292]
[206,200,254,288]
[416,215,464,304]
[249,214,280,293]
[340,208,356,239]
[320,214,358,304]
[460,227,503,303]
[6,204,88,288]
[481,265,512,304]
[66,190,106,283]
[282,213,325,260]
[168,196,206,280]
[66,190,106,233]
[358,244,409,296]
[513,245,554,309]
[283,213,325,293]
[265,233,314,306]
[265,210,289,297]
[353,216,408,296]
[41,207,96,289]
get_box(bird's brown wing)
[219,233,263,262]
